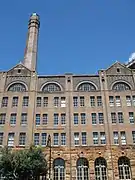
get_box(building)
[0,13,135,180]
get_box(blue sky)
[0,0,135,75]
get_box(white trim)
[75,81,98,91]
[111,80,132,90]
[6,81,28,91]
[40,81,63,91]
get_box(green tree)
[0,146,47,180]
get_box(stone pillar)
[23,13,40,71]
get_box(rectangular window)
[12,97,18,107]
[129,112,134,124]
[118,112,124,123]
[0,133,3,145]
[126,96,132,106]
[36,97,42,107]
[0,113,6,125]
[36,114,40,125]
[43,97,48,107]
[8,133,15,147]
[54,113,59,125]
[34,133,39,145]
[19,133,26,146]
[97,96,102,106]
[93,132,98,144]
[53,133,59,146]
[61,97,66,107]
[100,132,106,144]
[21,113,27,125]
[109,96,114,107]
[132,131,135,144]
[54,97,59,107]
[115,96,121,107]
[41,133,47,146]
[92,113,97,125]
[98,113,104,124]
[120,131,126,145]
[22,96,29,107]
[73,97,78,107]
[61,113,66,125]
[74,113,79,125]
[42,114,48,125]
[10,113,17,125]
[90,96,95,107]
[113,131,119,145]
[132,96,135,106]
[111,112,117,124]
[80,96,85,107]
[74,132,79,146]
[81,113,86,124]
[1,97,8,107]
[61,133,66,146]
[82,132,87,145]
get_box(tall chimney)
[23,13,40,71]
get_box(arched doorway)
[53,158,65,180]
[76,157,89,180]
[95,157,107,180]
[118,156,132,180]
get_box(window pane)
[98,113,104,124]
[90,96,95,107]
[22,96,29,106]
[12,97,18,107]
[61,133,66,146]
[19,133,26,146]
[36,114,40,125]
[54,133,59,146]
[0,113,6,125]
[97,96,102,106]
[21,113,27,125]
[42,114,48,125]
[81,113,86,124]
[54,114,59,125]
[92,113,97,125]
[73,97,78,107]
[34,133,39,145]
[80,97,85,107]
[10,113,17,125]
[61,114,66,125]
[74,114,79,125]
[1,97,8,107]
[36,97,42,107]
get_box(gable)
[106,61,132,75]
[7,63,31,76]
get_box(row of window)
[1,96,29,107]
[0,131,135,147]
[0,113,28,125]
[6,81,132,93]
[0,111,134,126]
[2,95,135,109]
[52,156,131,180]
[109,95,135,107]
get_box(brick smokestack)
[23,13,40,71]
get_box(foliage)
[0,145,47,180]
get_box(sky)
[0,0,135,75]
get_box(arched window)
[42,83,61,92]
[8,83,26,92]
[118,157,131,180]
[53,158,65,180]
[112,82,131,91]
[76,158,89,180]
[77,82,96,91]
[95,157,107,180]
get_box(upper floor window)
[77,82,96,91]
[112,82,131,91]
[8,83,26,92]
[1,97,8,107]
[42,83,61,92]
